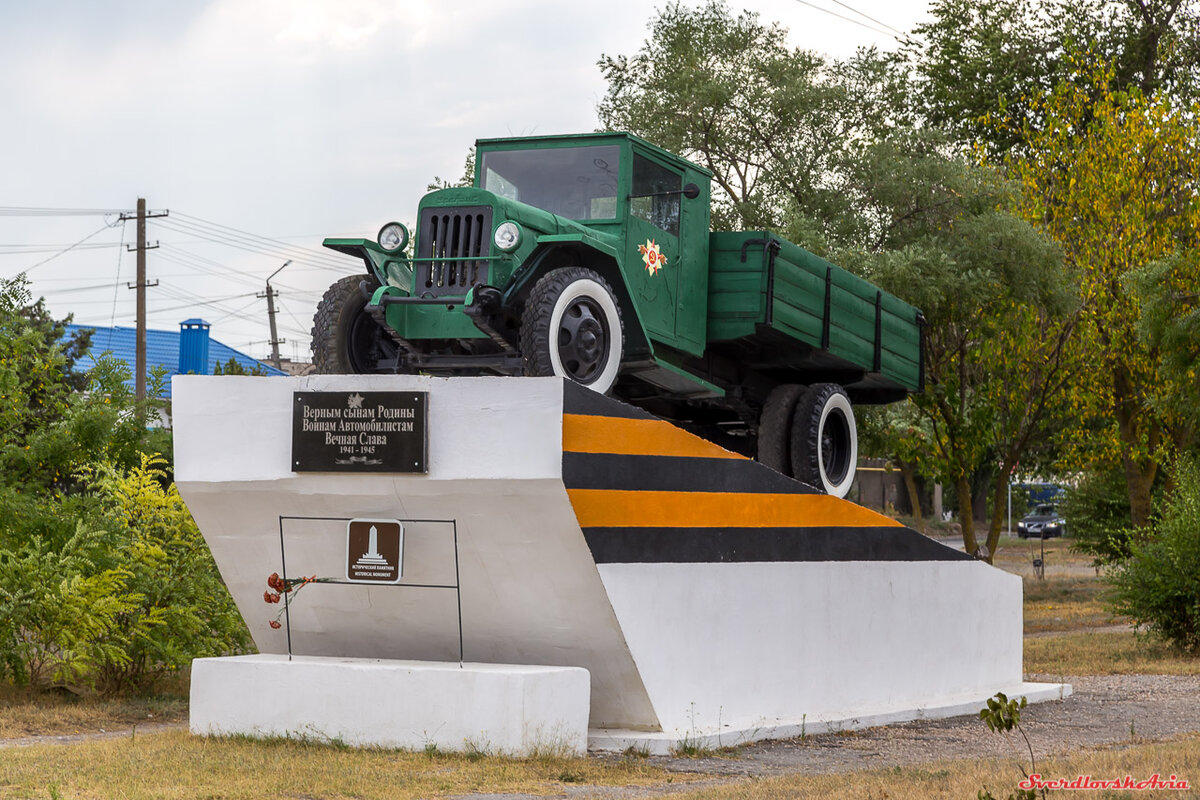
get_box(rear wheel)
[790,383,857,498]
[757,384,806,476]
[311,274,398,373]
[520,268,623,394]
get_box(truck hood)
[420,187,620,256]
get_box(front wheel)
[520,268,624,394]
[790,383,858,498]
[311,274,397,373]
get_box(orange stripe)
[562,414,746,460]
[567,489,905,529]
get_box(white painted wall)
[596,561,1023,734]
[175,375,1028,738]
[174,375,659,730]
[191,655,590,756]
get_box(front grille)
[414,205,493,297]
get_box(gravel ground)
[457,674,1200,799]
[647,674,1200,778]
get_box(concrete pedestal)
[176,375,1068,752]
[190,655,590,756]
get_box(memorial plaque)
[346,518,404,584]
[292,391,427,472]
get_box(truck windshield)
[480,145,620,221]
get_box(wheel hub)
[821,410,851,485]
[557,298,609,382]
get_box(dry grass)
[11,728,1192,800]
[1022,576,1127,634]
[665,734,1200,799]
[0,730,689,800]
[1025,630,1200,676]
[0,684,188,740]
[993,534,1098,574]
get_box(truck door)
[625,152,709,355]
[626,153,683,345]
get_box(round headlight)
[493,221,522,252]
[378,222,409,253]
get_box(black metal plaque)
[292,391,427,473]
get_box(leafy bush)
[1108,456,1200,654]
[1062,465,1134,565]
[89,455,250,692]
[0,522,136,687]
[0,457,250,692]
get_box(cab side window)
[631,154,681,236]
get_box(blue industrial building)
[64,319,285,399]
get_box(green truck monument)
[312,132,924,498]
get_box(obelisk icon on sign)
[355,525,389,567]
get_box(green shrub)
[88,454,252,692]
[1108,456,1200,654]
[1062,465,1135,564]
[0,522,136,687]
[0,457,250,692]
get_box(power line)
[826,0,906,36]
[14,223,118,277]
[109,218,127,333]
[0,206,127,217]
[32,282,127,296]
[787,0,899,40]
[160,213,351,272]
[173,211,343,260]
[0,242,120,254]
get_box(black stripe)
[563,452,818,494]
[582,526,973,563]
[562,380,657,420]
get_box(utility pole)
[260,259,292,370]
[119,199,167,400]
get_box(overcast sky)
[0,0,931,363]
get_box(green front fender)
[324,238,413,293]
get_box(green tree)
[852,141,1068,557]
[428,148,476,192]
[598,1,912,244]
[1009,60,1200,529]
[212,357,269,376]
[912,0,1200,156]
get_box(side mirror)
[682,183,700,200]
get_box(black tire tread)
[757,384,805,476]
[790,382,849,491]
[311,273,379,373]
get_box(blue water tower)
[179,319,212,375]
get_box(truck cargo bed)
[707,232,923,401]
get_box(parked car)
[1017,504,1066,538]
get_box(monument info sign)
[292,391,428,473]
[346,518,404,583]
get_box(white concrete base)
[588,681,1072,755]
[190,655,590,756]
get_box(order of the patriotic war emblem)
[292,391,427,472]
